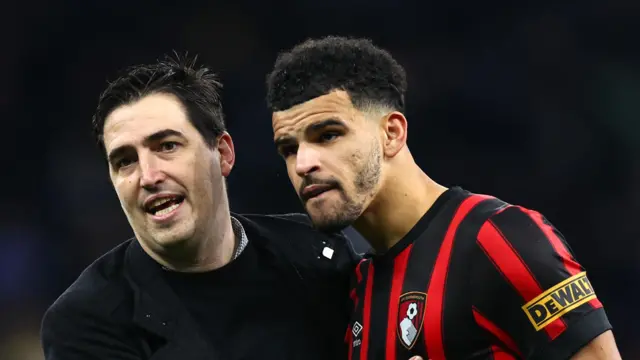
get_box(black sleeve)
[336,230,364,268]
[327,229,362,289]
[263,212,314,227]
[41,300,142,360]
[470,206,611,360]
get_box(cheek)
[113,181,136,209]
[185,149,210,182]
[334,149,363,182]
[190,155,219,201]
[285,159,297,181]
[288,171,300,191]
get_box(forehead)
[103,93,194,150]
[272,90,358,138]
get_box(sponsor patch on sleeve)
[522,272,597,331]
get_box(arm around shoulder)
[41,296,142,360]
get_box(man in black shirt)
[266,36,621,359]
[40,55,359,360]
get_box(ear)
[381,112,408,158]
[216,132,235,177]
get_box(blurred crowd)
[2,1,639,358]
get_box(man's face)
[103,93,234,252]
[272,90,383,233]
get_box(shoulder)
[457,191,557,254]
[469,200,584,290]
[237,212,314,227]
[235,212,350,246]
[439,191,510,253]
[449,192,566,266]
[476,203,563,253]
[448,190,561,245]
[235,212,361,269]
[42,240,134,335]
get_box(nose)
[295,143,321,177]
[138,153,166,190]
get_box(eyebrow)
[107,129,186,164]
[274,118,346,149]
[307,118,345,133]
[274,135,296,151]
[144,129,186,145]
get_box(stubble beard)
[309,141,382,234]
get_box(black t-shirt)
[347,187,611,360]
[41,213,358,360]
[164,229,350,359]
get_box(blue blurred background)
[2,0,639,358]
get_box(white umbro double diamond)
[352,321,363,337]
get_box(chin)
[307,199,362,231]
[308,213,353,234]
[153,234,189,247]
[149,225,196,249]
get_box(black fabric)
[41,213,360,360]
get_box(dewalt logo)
[523,272,597,331]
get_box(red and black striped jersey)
[346,187,611,360]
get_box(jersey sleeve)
[469,205,612,360]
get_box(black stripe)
[470,253,529,355]
[368,260,393,359]
[442,198,507,359]
[350,260,372,360]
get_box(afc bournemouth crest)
[397,292,427,349]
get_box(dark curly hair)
[266,36,407,113]
[92,53,226,157]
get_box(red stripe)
[477,220,567,339]
[385,245,412,359]
[491,345,517,360]
[350,260,366,312]
[524,208,602,310]
[356,260,364,283]
[472,307,521,357]
[360,263,374,360]
[588,297,603,310]
[347,326,353,360]
[425,194,492,360]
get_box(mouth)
[144,195,185,218]
[301,184,334,202]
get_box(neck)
[353,160,447,254]
[141,205,237,273]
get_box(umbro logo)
[352,321,363,337]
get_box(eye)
[279,145,298,158]
[114,158,135,170]
[319,132,340,142]
[160,141,179,152]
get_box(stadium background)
[2,0,638,358]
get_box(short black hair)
[266,36,407,113]
[92,53,226,157]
